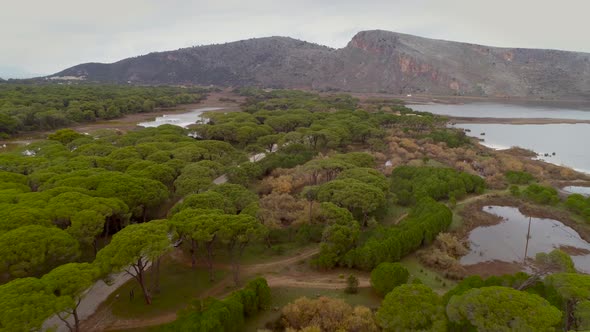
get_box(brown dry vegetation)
[382,127,588,190]
[417,233,470,280]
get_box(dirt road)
[86,245,374,331]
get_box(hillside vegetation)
[1,88,590,332]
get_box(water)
[415,103,590,120]
[412,103,590,173]
[453,123,590,173]
[137,107,223,128]
[564,186,590,196]
[461,206,590,273]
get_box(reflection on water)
[564,186,590,197]
[415,103,590,120]
[137,107,223,128]
[453,123,590,174]
[461,206,590,273]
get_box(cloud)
[1,0,588,77]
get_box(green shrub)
[391,166,485,206]
[505,171,535,185]
[345,274,359,294]
[370,262,410,296]
[344,198,452,270]
[522,184,559,205]
[159,278,271,331]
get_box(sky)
[1,0,589,78]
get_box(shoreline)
[0,91,243,145]
[348,91,590,110]
[450,116,590,125]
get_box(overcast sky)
[1,0,589,78]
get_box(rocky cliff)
[54,30,590,98]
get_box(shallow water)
[461,206,590,273]
[137,107,223,128]
[413,103,590,173]
[453,123,590,173]
[415,103,590,120]
[564,186,590,196]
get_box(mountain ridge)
[53,30,590,98]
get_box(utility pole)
[524,215,532,263]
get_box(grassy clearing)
[108,257,226,319]
[243,286,382,332]
[450,204,466,231]
[178,241,314,267]
[400,255,456,294]
[380,202,409,226]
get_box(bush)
[391,166,485,206]
[522,184,559,205]
[159,277,271,331]
[370,262,410,296]
[281,296,378,332]
[426,129,471,148]
[505,171,535,184]
[565,194,590,220]
[345,198,452,270]
[509,185,521,196]
[345,274,359,294]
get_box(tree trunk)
[231,244,247,286]
[231,247,239,286]
[134,259,152,304]
[565,300,575,331]
[72,306,80,332]
[205,241,215,282]
[104,220,110,240]
[190,239,197,268]
[92,238,98,257]
[142,206,147,223]
[308,200,313,224]
[57,312,75,332]
[152,257,161,294]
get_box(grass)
[107,257,226,319]
[450,204,466,231]
[380,202,409,226]
[400,255,457,294]
[187,241,315,266]
[242,286,382,332]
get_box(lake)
[137,107,223,128]
[461,206,590,273]
[413,103,590,173]
[564,186,590,196]
[415,102,590,120]
[454,123,590,173]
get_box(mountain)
[54,30,590,98]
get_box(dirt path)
[84,246,322,331]
[44,264,150,332]
[392,213,408,225]
[264,274,371,289]
[197,246,321,299]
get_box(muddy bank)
[462,260,523,278]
